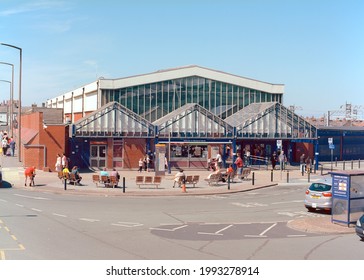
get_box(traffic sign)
[329,144,335,150]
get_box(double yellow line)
[0,219,25,260]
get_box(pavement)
[0,154,356,235]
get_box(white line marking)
[14,194,50,200]
[150,225,188,231]
[259,223,277,236]
[272,200,304,205]
[31,208,42,212]
[287,235,307,237]
[111,222,143,228]
[79,218,100,222]
[53,213,67,218]
[0,199,7,203]
[198,224,234,236]
[16,204,24,207]
[244,235,267,238]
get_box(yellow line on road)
[0,250,5,260]
[11,235,17,241]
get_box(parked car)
[304,181,332,212]
[355,214,364,241]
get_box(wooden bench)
[93,174,119,188]
[185,175,199,187]
[204,173,223,186]
[59,172,81,185]
[136,176,162,188]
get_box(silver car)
[304,181,332,212]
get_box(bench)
[59,172,81,185]
[204,173,223,186]
[136,176,162,188]
[93,174,119,188]
[185,175,199,187]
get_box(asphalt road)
[1,183,363,260]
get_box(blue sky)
[0,0,363,118]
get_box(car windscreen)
[309,183,331,192]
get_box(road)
[0,183,363,260]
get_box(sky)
[0,0,363,118]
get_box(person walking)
[234,154,244,175]
[279,151,287,171]
[9,137,16,157]
[300,153,306,174]
[55,153,62,172]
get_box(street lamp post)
[0,62,14,137]
[0,80,12,134]
[1,43,22,162]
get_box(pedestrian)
[278,151,287,171]
[2,137,8,156]
[271,152,277,170]
[110,168,120,180]
[143,155,148,171]
[234,154,244,175]
[71,166,82,185]
[215,151,222,169]
[300,153,306,174]
[55,153,62,172]
[24,166,36,186]
[173,168,185,188]
[138,158,144,172]
[100,167,109,177]
[9,137,16,156]
[305,157,312,173]
[61,153,68,168]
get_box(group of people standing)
[1,130,16,157]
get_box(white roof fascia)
[99,66,284,94]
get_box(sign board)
[154,144,166,176]
[332,174,349,199]
[276,140,282,149]
[329,144,335,150]
[328,137,333,144]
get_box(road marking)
[11,235,17,241]
[198,224,234,236]
[272,200,303,205]
[79,218,100,223]
[112,222,143,228]
[260,223,277,236]
[150,225,187,231]
[31,208,42,212]
[14,194,50,200]
[0,199,7,202]
[287,235,307,237]
[0,250,5,260]
[53,213,67,218]
[231,202,268,208]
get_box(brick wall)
[123,139,146,169]
[21,112,67,171]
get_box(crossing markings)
[52,213,68,218]
[231,202,268,208]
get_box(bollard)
[335,157,338,167]
[359,159,361,169]
[228,175,230,190]
[321,165,323,175]
[123,177,126,193]
[351,160,354,170]
[252,172,255,185]
[343,161,346,170]
[271,170,273,182]
[308,169,310,182]
[286,170,289,183]
[64,176,67,191]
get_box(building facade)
[46,65,317,170]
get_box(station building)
[46,65,317,170]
